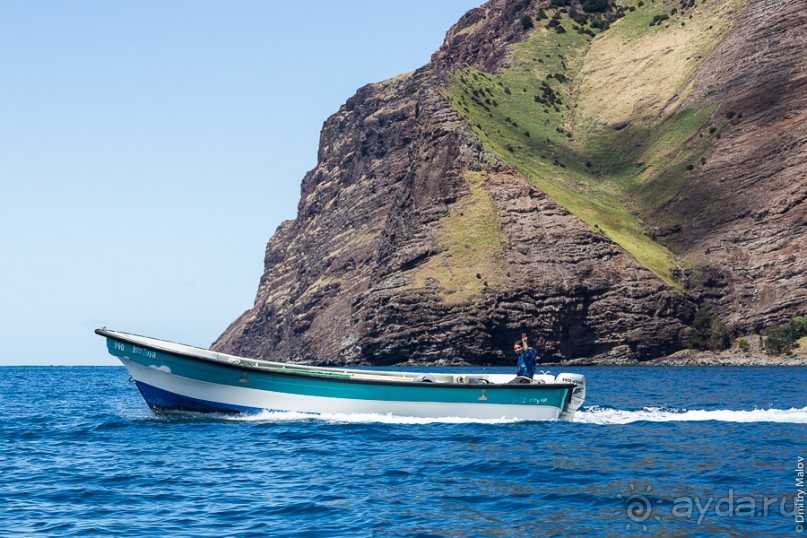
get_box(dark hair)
[514,341,523,347]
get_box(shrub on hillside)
[762,317,807,355]
[520,15,534,29]
[709,317,731,351]
[582,0,609,13]
[689,309,731,351]
[568,7,589,24]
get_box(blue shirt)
[516,348,537,378]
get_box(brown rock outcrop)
[213,0,804,364]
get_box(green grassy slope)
[443,0,745,287]
[412,171,505,304]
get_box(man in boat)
[511,333,538,383]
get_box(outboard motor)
[556,373,586,421]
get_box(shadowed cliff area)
[213,0,806,365]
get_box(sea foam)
[219,406,807,425]
[229,410,522,425]
[148,404,807,425]
[575,405,807,425]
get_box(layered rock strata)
[214,0,804,364]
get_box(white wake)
[575,405,807,425]
[228,410,522,424]
[155,406,807,425]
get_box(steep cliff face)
[213,0,804,364]
[655,0,807,332]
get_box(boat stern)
[556,373,586,421]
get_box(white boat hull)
[98,328,586,421]
[122,358,567,420]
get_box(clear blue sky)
[0,0,482,365]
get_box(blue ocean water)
[1,366,805,537]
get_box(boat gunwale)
[96,328,576,391]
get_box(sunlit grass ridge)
[440,0,744,289]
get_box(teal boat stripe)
[106,337,571,407]
[103,334,573,390]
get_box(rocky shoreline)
[551,349,806,367]
[347,348,805,368]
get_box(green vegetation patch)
[762,316,807,356]
[443,1,744,287]
[457,21,481,36]
[444,12,679,285]
[412,171,504,304]
[689,308,730,351]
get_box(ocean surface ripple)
[0,366,804,536]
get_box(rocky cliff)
[213,0,805,364]
[656,0,806,332]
